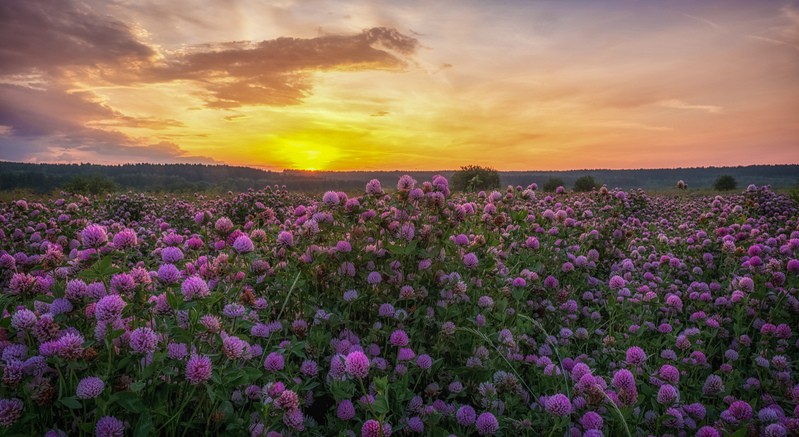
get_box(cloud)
[0,84,217,164]
[223,114,251,122]
[659,99,722,114]
[127,27,420,108]
[681,13,722,30]
[0,0,154,75]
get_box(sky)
[0,0,797,171]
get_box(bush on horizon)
[713,174,738,191]
[450,165,500,192]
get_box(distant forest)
[1,161,798,194]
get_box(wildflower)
[344,351,370,379]
[475,412,499,435]
[11,309,37,330]
[157,263,181,284]
[221,335,249,359]
[275,390,300,410]
[367,272,382,285]
[390,330,409,347]
[264,352,285,372]
[657,384,679,405]
[365,179,383,195]
[185,355,213,384]
[81,224,108,247]
[361,419,388,437]
[343,289,359,301]
[222,303,245,318]
[580,411,603,430]
[608,275,626,289]
[65,279,88,300]
[161,246,184,263]
[283,408,304,431]
[407,416,424,433]
[181,275,210,300]
[764,423,787,437]
[702,375,724,396]
[112,229,138,249]
[337,400,356,420]
[397,348,416,361]
[232,235,254,253]
[76,377,105,399]
[728,400,753,421]
[323,191,340,206]
[690,413,716,430]
[397,175,416,192]
[545,393,572,416]
[277,231,294,247]
[214,217,233,234]
[167,342,188,360]
[456,405,476,426]
[56,333,85,360]
[625,346,646,366]
[416,354,433,370]
[95,416,124,437]
[658,364,680,384]
[129,327,158,354]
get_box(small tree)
[573,175,599,192]
[451,165,500,192]
[542,177,565,192]
[713,175,737,191]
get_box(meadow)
[0,176,797,436]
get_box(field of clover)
[0,176,798,437]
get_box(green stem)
[157,383,198,433]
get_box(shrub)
[451,165,500,192]
[573,175,600,192]
[542,177,565,192]
[713,175,737,191]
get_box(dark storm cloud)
[132,27,420,107]
[0,0,154,75]
[0,84,216,164]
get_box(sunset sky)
[1,0,797,171]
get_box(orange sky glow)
[1,0,797,171]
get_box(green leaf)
[130,381,145,392]
[107,329,125,341]
[60,396,82,409]
[133,413,154,437]
[730,428,748,437]
[330,380,355,401]
[373,376,388,393]
[373,395,390,415]
[114,392,145,413]
[166,290,181,310]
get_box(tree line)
[0,161,796,194]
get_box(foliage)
[573,175,600,192]
[3,162,799,193]
[450,165,500,192]
[542,177,565,192]
[63,175,118,195]
[0,179,797,435]
[713,174,738,191]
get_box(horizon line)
[2,160,798,174]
